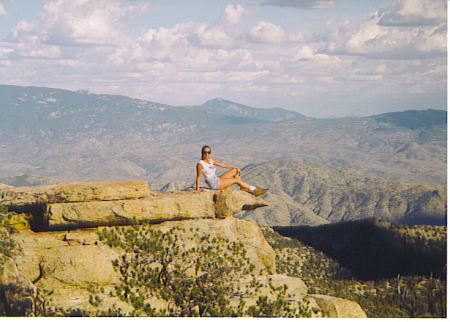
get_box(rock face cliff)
[0,181,366,317]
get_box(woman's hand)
[234,167,242,176]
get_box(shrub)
[98,224,312,317]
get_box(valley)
[263,222,446,318]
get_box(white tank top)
[198,159,217,180]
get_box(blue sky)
[0,0,446,117]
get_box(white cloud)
[8,0,145,46]
[378,0,446,26]
[255,0,337,9]
[316,0,447,59]
[248,21,286,44]
[134,5,247,53]
[197,4,249,48]
[11,43,61,59]
[8,20,40,44]
[197,27,237,48]
[0,41,14,59]
[216,4,248,27]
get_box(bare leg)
[218,175,251,190]
[220,168,239,179]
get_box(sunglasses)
[203,151,211,154]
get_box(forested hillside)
[273,219,446,280]
[263,220,447,318]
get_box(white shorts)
[205,176,220,190]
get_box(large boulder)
[9,228,129,314]
[307,294,367,318]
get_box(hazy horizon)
[1,83,446,119]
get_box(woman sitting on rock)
[195,145,268,197]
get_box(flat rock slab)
[47,189,269,230]
[1,181,269,231]
[1,180,150,205]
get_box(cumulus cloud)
[248,21,286,44]
[197,26,238,48]
[216,4,248,28]
[196,4,249,48]
[254,0,337,9]
[8,0,145,46]
[137,22,202,60]
[317,0,447,59]
[378,0,447,26]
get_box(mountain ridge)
[369,109,447,130]
[193,97,305,122]
[237,160,446,226]
[0,85,446,186]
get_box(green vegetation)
[0,212,22,271]
[263,222,447,318]
[274,219,446,280]
[96,223,313,317]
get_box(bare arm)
[213,159,241,176]
[195,163,202,192]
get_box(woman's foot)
[240,187,269,197]
[254,187,269,197]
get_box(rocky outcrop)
[0,181,366,317]
[47,189,269,230]
[0,255,37,316]
[6,217,365,317]
[7,218,275,314]
[9,228,127,314]
[0,181,269,231]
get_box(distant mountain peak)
[200,97,305,122]
[204,97,232,105]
